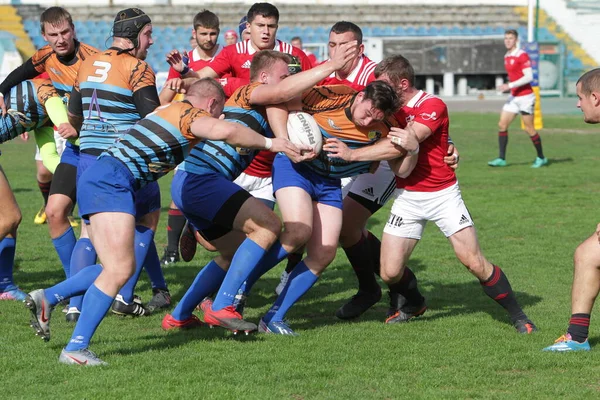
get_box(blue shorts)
[60,141,80,167]
[77,153,160,221]
[171,170,251,235]
[272,153,342,209]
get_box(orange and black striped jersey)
[31,40,98,98]
[301,85,393,178]
[102,101,209,186]
[226,82,266,115]
[72,48,156,154]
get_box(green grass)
[1,112,600,399]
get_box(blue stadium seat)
[278,26,290,35]
[392,26,404,36]
[405,26,417,36]
[461,26,474,36]
[438,26,450,36]
[427,26,440,36]
[416,26,428,36]
[362,26,373,36]
[449,26,462,36]
[472,26,484,35]
[314,26,327,35]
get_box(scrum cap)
[113,8,151,48]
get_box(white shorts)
[344,162,396,209]
[233,172,275,202]
[383,182,473,239]
[34,130,67,161]
[502,93,535,115]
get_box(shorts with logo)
[34,130,67,161]
[234,172,275,203]
[171,170,251,241]
[502,93,535,115]
[77,152,160,221]
[343,161,397,214]
[272,153,342,209]
[383,182,473,239]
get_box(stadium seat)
[427,26,440,36]
[405,26,417,36]
[449,26,462,36]
[416,26,428,36]
[392,26,404,36]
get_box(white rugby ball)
[287,111,323,154]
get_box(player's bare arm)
[249,41,359,106]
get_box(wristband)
[0,92,4,98]
[407,145,419,156]
[181,65,190,75]
[264,137,272,150]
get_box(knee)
[461,253,489,279]
[380,264,403,285]
[574,243,592,271]
[110,265,136,287]
[498,121,508,131]
[0,211,21,238]
[283,223,312,251]
[45,201,67,223]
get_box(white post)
[443,72,454,97]
[527,0,534,43]
[457,77,468,96]
[426,77,435,94]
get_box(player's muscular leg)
[232,197,281,250]
[46,194,73,238]
[208,230,248,271]
[304,203,343,275]
[36,161,52,183]
[276,187,314,254]
[498,111,517,132]
[521,113,537,137]
[339,196,371,248]
[380,233,418,284]
[571,230,600,315]
[87,212,136,297]
[0,167,21,239]
[137,209,160,232]
[448,226,493,280]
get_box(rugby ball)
[287,111,323,154]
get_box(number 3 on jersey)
[88,61,112,83]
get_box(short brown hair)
[188,78,225,103]
[360,80,400,117]
[193,9,219,31]
[40,7,73,34]
[250,50,292,81]
[577,68,600,96]
[374,55,416,88]
[505,29,518,38]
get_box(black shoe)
[65,307,80,323]
[160,248,179,266]
[385,291,426,324]
[335,288,382,320]
[111,294,148,317]
[513,319,537,334]
[146,288,171,313]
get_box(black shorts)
[48,162,77,203]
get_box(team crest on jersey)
[368,130,381,140]
[420,111,437,121]
[405,115,415,124]
[328,118,342,130]
[50,67,62,76]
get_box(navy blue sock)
[118,226,154,303]
[68,238,97,311]
[212,238,267,311]
[264,261,318,323]
[44,264,103,306]
[243,240,289,294]
[65,284,114,351]
[52,226,76,278]
[143,240,167,290]
[0,237,17,291]
[171,260,226,320]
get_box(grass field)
[1,112,599,399]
